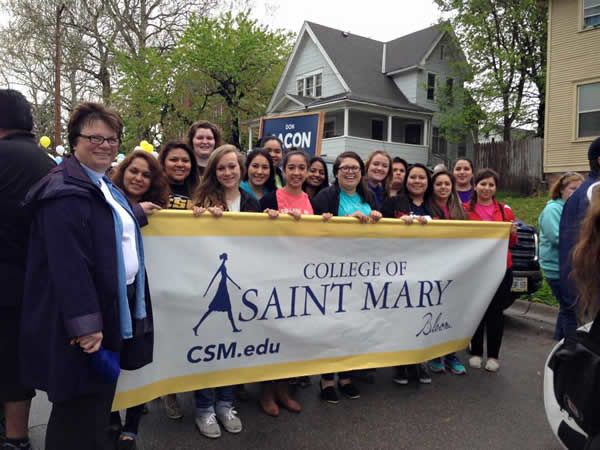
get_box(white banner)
[113,212,510,410]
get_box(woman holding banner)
[365,150,393,210]
[190,145,260,439]
[465,169,518,372]
[312,151,381,403]
[240,148,276,201]
[20,102,153,450]
[159,141,199,210]
[303,156,329,199]
[425,170,469,376]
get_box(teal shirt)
[338,191,372,217]
[538,198,564,279]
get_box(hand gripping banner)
[113,211,511,410]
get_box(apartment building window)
[584,0,600,29]
[578,82,600,138]
[427,73,436,100]
[296,72,323,98]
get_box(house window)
[578,82,600,138]
[296,72,323,98]
[405,124,421,145]
[446,78,454,105]
[371,119,384,141]
[427,73,436,100]
[323,120,336,138]
[440,44,445,60]
[432,127,447,155]
[584,0,600,29]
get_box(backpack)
[548,317,600,436]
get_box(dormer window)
[296,71,322,98]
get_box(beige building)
[544,0,600,174]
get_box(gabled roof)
[384,25,444,73]
[305,21,432,114]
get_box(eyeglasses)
[338,166,361,173]
[78,134,120,146]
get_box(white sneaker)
[216,407,242,433]
[195,412,221,438]
[485,358,500,372]
[468,356,482,369]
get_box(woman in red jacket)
[465,169,518,372]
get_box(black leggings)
[110,404,144,436]
[45,383,116,450]
[470,269,513,359]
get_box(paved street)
[29,306,560,450]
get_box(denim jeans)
[194,387,234,415]
[547,277,578,341]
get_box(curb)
[505,299,558,326]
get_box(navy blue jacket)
[559,174,598,306]
[20,156,153,402]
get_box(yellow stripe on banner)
[112,338,470,411]
[141,210,511,240]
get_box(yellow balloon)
[40,136,51,149]
[145,144,154,153]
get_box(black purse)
[548,316,600,436]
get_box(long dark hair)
[193,145,246,209]
[333,151,373,204]
[112,150,169,207]
[243,148,276,192]
[427,170,468,220]
[468,168,499,211]
[404,163,432,202]
[159,141,199,197]
[303,156,330,196]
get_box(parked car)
[507,222,542,309]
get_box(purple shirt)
[457,188,473,203]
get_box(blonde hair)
[550,172,584,200]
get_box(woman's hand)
[415,215,429,225]
[207,206,224,218]
[369,211,382,223]
[77,331,103,354]
[400,215,414,224]
[322,213,333,222]
[347,211,369,224]
[511,221,519,233]
[139,202,161,216]
[288,210,302,221]
[192,206,206,217]
[264,208,279,219]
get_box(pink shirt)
[474,202,495,221]
[276,188,313,215]
[441,204,450,219]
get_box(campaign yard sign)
[259,112,325,156]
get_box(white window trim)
[575,79,600,140]
[426,72,437,101]
[295,69,324,98]
[582,0,600,30]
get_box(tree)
[435,0,547,141]
[178,10,294,149]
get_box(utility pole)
[54,4,65,147]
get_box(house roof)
[384,25,444,73]
[301,21,436,114]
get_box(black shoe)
[319,383,339,403]
[0,439,31,450]
[392,366,410,385]
[117,436,137,450]
[417,363,432,384]
[338,382,360,399]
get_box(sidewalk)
[505,299,558,327]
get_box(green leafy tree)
[178,10,294,149]
[435,0,547,141]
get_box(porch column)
[248,126,253,151]
[387,115,392,142]
[344,107,349,136]
[423,119,429,147]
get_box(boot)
[275,380,301,413]
[260,382,279,417]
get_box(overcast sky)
[253,0,443,41]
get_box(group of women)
[21,101,520,450]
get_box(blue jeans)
[548,278,577,341]
[194,387,234,415]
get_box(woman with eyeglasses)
[365,150,393,210]
[311,151,381,403]
[538,172,584,340]
[20,103,153,449]
[466,169,518,373]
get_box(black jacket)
[239,188,261,212]
[311,184,377,216]
[0,131,55,308]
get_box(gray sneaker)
[216,407,242,433]
[162,394,183,420]
[195,412,222,438]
